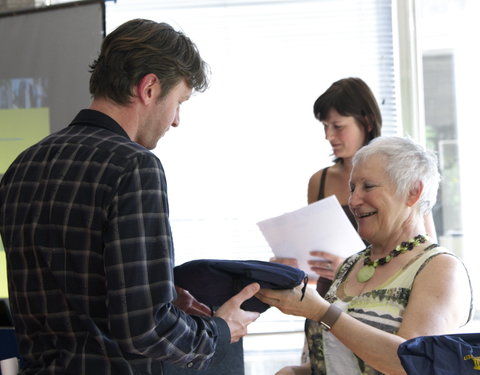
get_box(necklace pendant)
[356,234,428,283]
[357,264,375,283]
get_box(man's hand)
[173,286,212,317]
[214,283,261,343]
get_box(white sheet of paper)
[257,195,365,278]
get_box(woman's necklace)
[356,234,428,283]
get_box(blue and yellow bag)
[398,333,480,374]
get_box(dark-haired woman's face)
[322,109,367,160]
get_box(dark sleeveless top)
[317,167,357,228]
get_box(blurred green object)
[0,247,7,298]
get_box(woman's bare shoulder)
[309,167,327,182]
[308,168,329,203]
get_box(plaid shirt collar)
[69,109,130,139]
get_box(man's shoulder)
[54,123,158,166]
[2,123,161,186]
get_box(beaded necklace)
[356,234,428,283]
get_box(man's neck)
[89,98,139,141]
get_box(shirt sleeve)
[103,152,230,369]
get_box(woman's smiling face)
[348,156,408,245]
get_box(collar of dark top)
[69,109,130,140]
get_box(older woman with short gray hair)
[257,136,472,375]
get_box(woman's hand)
[308,251,345,280]
[256,284,328,321]
[270,256,299,268]
[275,363,311,375]
[276,368,296,375]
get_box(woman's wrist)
[312,302,331,322]
[318,303,342,330]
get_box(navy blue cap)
[174,259,307,313]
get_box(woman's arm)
[257,287,407,375]
[327,312,406,375]
[307,169,323,204]
[340,253,471,374]
[396,253,472,338]
[256,253,471,375]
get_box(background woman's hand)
[308,251,345,280]
[270,256,299,268]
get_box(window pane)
[417,0,479,330]
[106,0,397,265]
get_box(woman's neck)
[337,157,353,175]
[370,217,427,259]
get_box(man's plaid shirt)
[0,109,229,374]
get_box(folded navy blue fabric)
[398,333,480,374]
[174,259,307,313]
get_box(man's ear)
[137,73,160,104]
[407,181,423,207]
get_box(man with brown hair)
[0,19,260,374]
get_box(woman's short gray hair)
[352,136,440,214]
